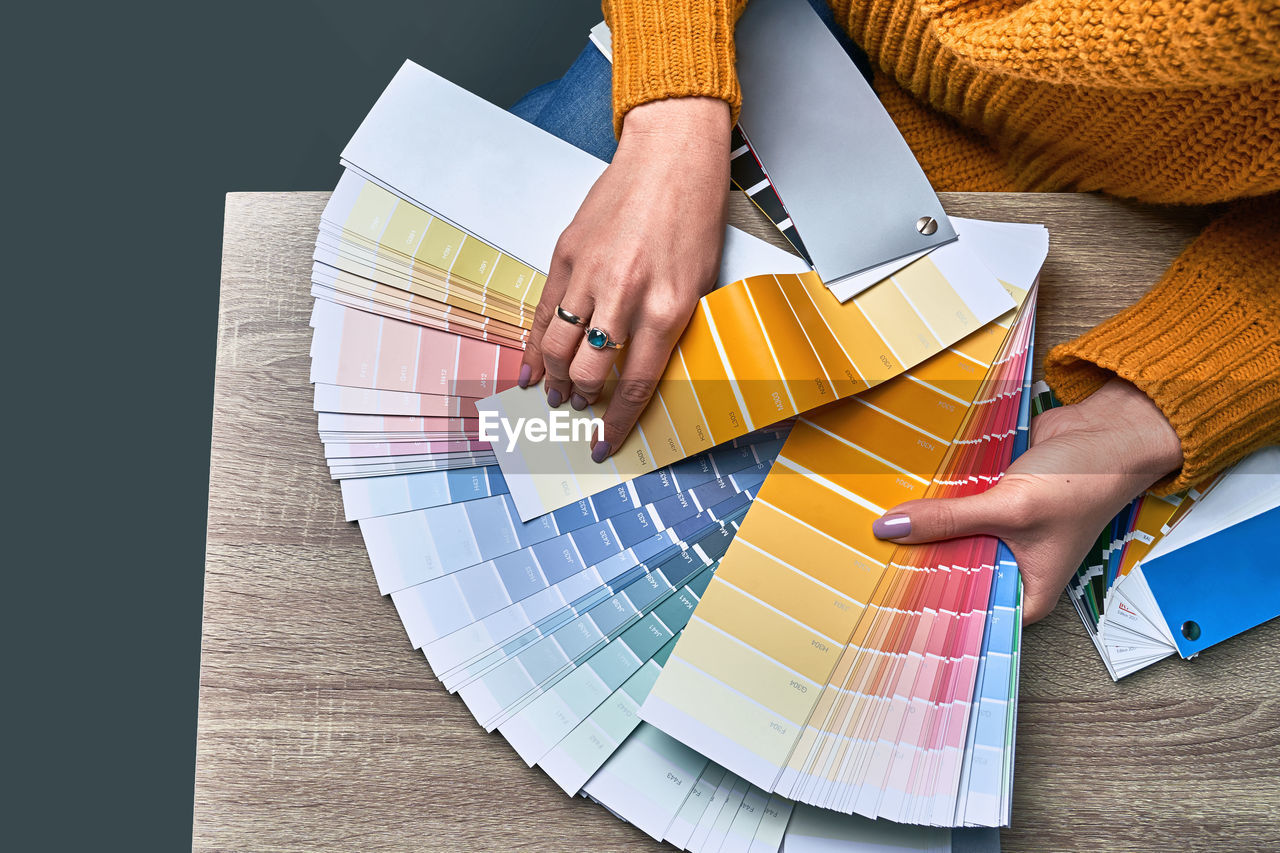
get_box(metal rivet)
[915,216,938,236]
[1181,620,1201,641]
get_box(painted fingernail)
[518,364,532,388]
[872,514,911,540]
[547,388,562,408]
[591,441,611,464]
[570,393,588,411]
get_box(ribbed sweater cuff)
[604,0,744,137]
[1044,196,1280,494]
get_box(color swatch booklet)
[308,43,1048,850]
[1044,380,1280,681]
[639,280,1039,828]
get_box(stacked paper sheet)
[309,168,536,477]
[309,58,1051,850]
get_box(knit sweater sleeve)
[603,0,748,136]
[1044,194,1280,493]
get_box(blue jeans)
[510,0,870,162]
[510,43,619,161]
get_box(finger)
[589,333,673,463]
[567,304,629,412]
[870,485,1026,544]
[520,246,573,388]
[540,289,592,408]
[1010,534,1075,625]
[1021,585,1062,625]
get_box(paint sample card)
[313,382,469,418]
[735,0,956,286]
[363,435,781,594]
[316,170,546,334]
[781,804,950,852]
[389,464,770,650]
[592,13,946,293]
[310,299,522,400]
[307,287,524,479]
[339,465,505,520]
[729,125,813,262]
[483,227,1023,520]
[496,566,715,762]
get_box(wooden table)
[195,192,1280,852]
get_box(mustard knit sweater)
[603,0,1280,492]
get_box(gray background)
[11,2,600,848]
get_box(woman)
[512,0,1279,623]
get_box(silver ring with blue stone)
[585,326,626,351]
[555,304,588,328]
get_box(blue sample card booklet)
[1071,443,1280,679]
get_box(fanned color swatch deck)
[309,59,1050,850]
[641,266,1038,828]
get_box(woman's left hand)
[519,96,732,462]
[871,378,1183,624]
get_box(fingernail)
[872,514,911,540]
[570,393,588,411]
[591,441,611,464]
[518,364,532,388]
[547,388,562,408]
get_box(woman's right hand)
[872,378,1184,624]
[519,96,732,462]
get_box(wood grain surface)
[194,191,1279,853]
